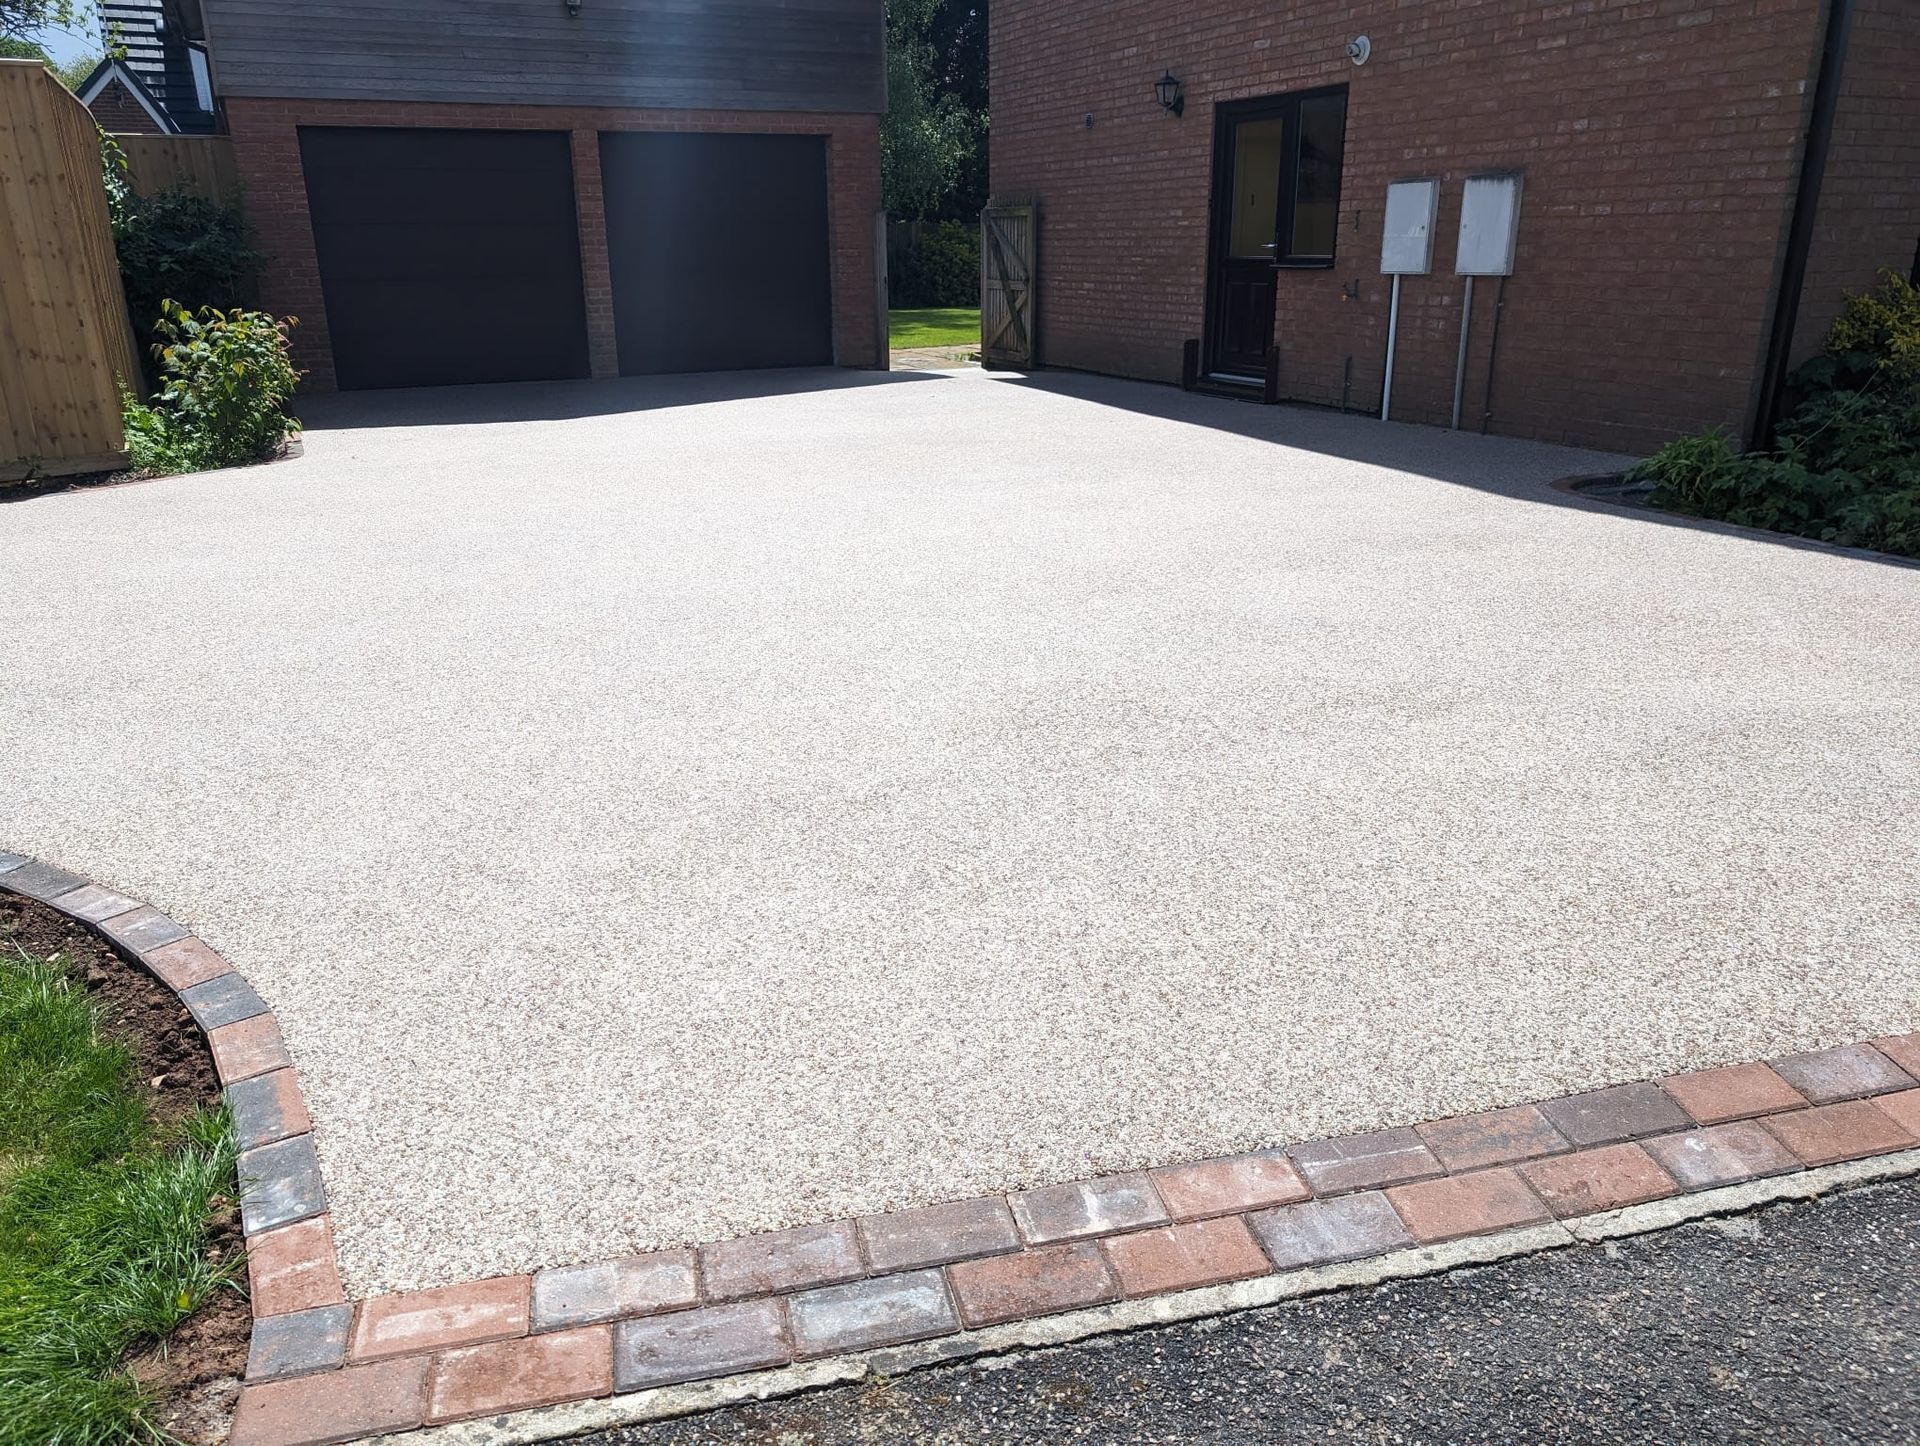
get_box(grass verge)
[0,941,242,1446]
[889,308,981,350]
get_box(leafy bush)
[892,220,979,309]
[1627,428,1740,514]
[1825,268,1920,379]
[122,303,301,475]
[1629,271,1920,559]
[112,187,264,372]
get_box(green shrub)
[1627,428,1739,514]
[112,187,264,373]
[1826,268,1920,379]
[1629,271,1920,560]
[892,220,980,308]
[122,303,301,475]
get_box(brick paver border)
[4,852,1917,1445]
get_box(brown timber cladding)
[987,0,1918,455]
[198,0,886,114]
[0,61,144,480]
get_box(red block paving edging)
[3,852,1918,1443]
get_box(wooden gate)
[980,201,1035,368]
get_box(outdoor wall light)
[1154,71,1185,118]
[566,0,582,15]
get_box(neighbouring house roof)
[96,0,215,133]
[76,55,176,133]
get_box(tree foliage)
[0,0,85,46]
[1,2,99,91]
[882,0,988,221]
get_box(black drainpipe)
[1750,0,1857,448]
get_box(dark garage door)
[599,132,832,375]
[299,128,590,390]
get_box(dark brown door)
[599,132,832,374]
[299,128,589,390]
[1205,107,1287,380]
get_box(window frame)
[1275,85,1349,266]
[1214,84,1349,270]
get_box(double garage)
[297,127,835,390]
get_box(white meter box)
[1379,179,1438,275]
[1456,173,1522,276]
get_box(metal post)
[1451,275,1475,429]
[1380,273,1402,421]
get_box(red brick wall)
[1792,0,1920,363]
[89,77,167,135]
[991,0,1845,454]
[224,97,882,392]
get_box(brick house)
[186,0,885,391]
[77,60,173,134]
[990,0,1919,453]
[78,0,218,136]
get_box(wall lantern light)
[1154,71,1185,118]
[566,0,582,15]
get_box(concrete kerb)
[1550,473,1920,571]
[374,1151,1920,1446]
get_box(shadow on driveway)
[295,365,943,431]
[992,369,1920,573]
[296,360,1916,573]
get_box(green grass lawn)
[0,944,240,1444]
[889,308,981,349]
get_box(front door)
[1205,105,1287,380]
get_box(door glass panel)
[1289,93,1347,258]
[1227,117,1286,259]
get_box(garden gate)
[980,201,1036,368]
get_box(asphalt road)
[591,1177,1920,1444]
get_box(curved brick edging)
[5,851,1920,1444]
[0,853,349,1388]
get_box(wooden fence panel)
[0,60,143,480]
[117,133,239,200]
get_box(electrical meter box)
[1380,179,1438,275]
[1456,173,1522,276]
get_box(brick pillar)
[570,129,619,380]
[826,116,884,367]
[224,99,337,392]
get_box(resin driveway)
[3,368,1916,1296]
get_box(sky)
[29,14,101,65]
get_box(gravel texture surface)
[2,368,1917,1295]
[600,1177,1920,1443]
